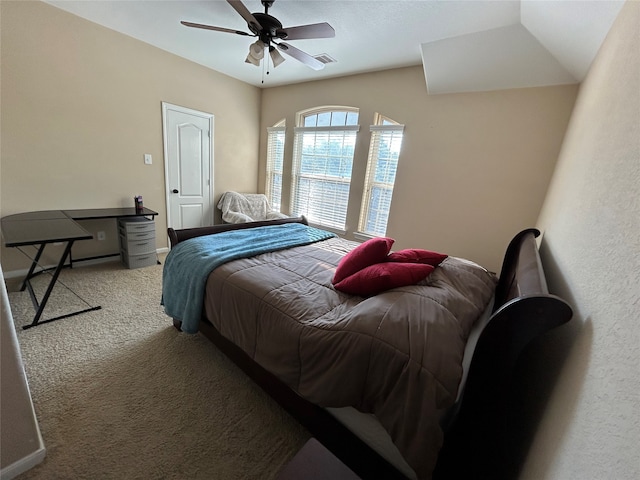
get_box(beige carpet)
[7,257,309,479]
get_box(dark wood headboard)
[168,216,308,247]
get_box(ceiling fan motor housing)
[252,12,288,43]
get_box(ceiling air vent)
[313,53,337,64]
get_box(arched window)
[290,107,360,231]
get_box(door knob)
[172,189,179,194]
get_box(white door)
[162,102,214,229]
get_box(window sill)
[308,222,347,238]
[353,231,376,242]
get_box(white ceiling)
[44,0,625,92]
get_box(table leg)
[20,243,47,292]
[22,240,101,330]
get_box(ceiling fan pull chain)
[265,46,272,81]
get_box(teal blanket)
[162,223,336,333]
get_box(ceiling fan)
[181,0,335,71]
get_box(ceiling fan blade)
[276,42,324,70]
[227,0,262,33]
[279,22,335,40]
[181,21,252,36]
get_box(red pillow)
[333,237,394,284]
[387,248,448,266]
[334,262,435,297]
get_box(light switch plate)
[144,154,152,165]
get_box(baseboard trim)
[0,446,46,480]
[2,248,169,280]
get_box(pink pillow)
[387,248,448,266]
[333,237,394,284]
[334,262,435,297]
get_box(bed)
[163,216,572,480]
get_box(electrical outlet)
[97,231,106,241]
[144,154,152,165]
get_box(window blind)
[359,124,404,236]
[265,126,285,211]
[291,125,359,230]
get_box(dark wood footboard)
[433,229,573,479]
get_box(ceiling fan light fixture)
[245,54,260,66]
[270,46,285,67]
[245,39,265,66]
[250,40,265,58]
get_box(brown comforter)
[203,236,496,479]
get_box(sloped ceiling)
[422,0,625,94]
[44,0,625,92]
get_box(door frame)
[161,102,214,230]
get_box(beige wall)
[0,1,261,272]
[1,1,579,275]
[522,1,640,478]
[260,67,578,272]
